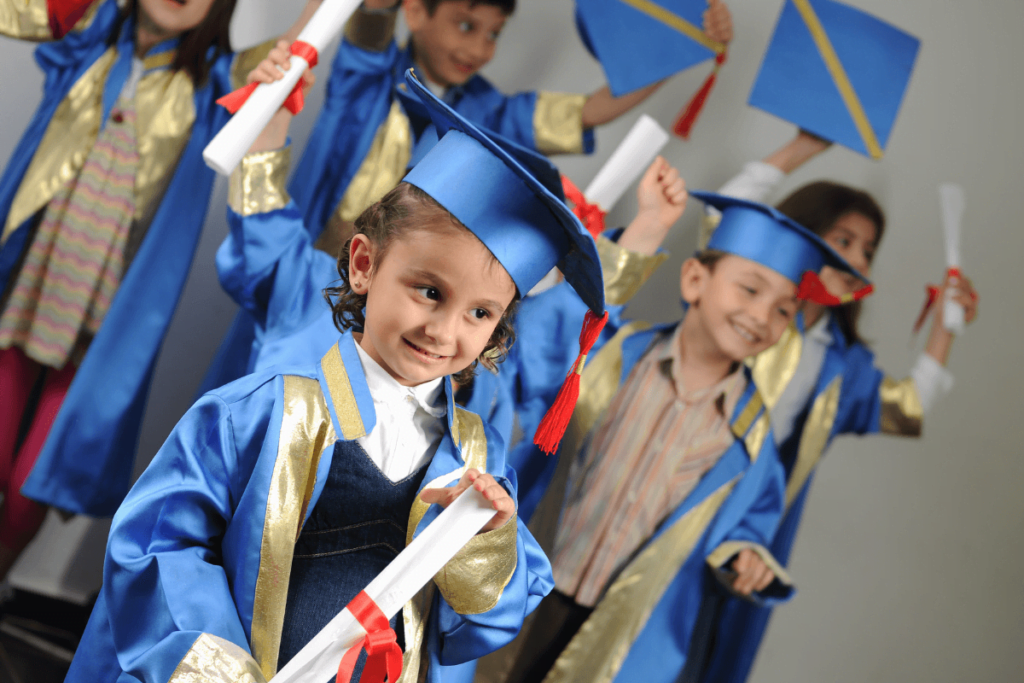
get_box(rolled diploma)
[203,0,362,175]
[269,486,497,683]
[583,114,670,211]
[939,183,965,334]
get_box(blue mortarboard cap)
[575,0,726,97]
[401,70,603,313]
[748,0,920,159]
[692,190,869,287]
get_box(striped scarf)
[0,94,139,369]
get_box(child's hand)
[618,156,688,256]
[937,271,979,327]
[246,40,317,154]
[703,0,734,44]
[730,549,775,596]
[419,468,515,533]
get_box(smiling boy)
[499,192,870,683]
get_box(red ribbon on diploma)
[795,271,875,307]
[216,41,320,116]
[335,591,403,683]
[561,175,606,239]
[912,266,973,333]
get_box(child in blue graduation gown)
[0,0,274,579]
[65,71,610,683]
[200,0,737,393]
[696,130,979,683]
[499,192,873,683]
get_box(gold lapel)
[784,375,842,510]
[748,321,803,413]
[544,481,738,683]
[250,375,335,680]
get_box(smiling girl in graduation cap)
[63,68,623,683]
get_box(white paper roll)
[269,486,497,683]
[939,183,965,335]
[203,0,362,175]
[583,114,670,211]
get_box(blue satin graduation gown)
[486,282,795,683]
[65,330,552,683]
[0,0,236,516]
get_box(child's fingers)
[659,165,680,189]
[641,156,667,187]
[752,564,775,592]
[418,486,455,507]
[667,180,688,206]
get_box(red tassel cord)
[335,591,403,683]
[672,51,727,140]
[795,271,874,307]
[534,310,609,456]
[561,175,606,239]
[216,41,320,115]
[48,0,94,39]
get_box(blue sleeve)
[833,344,886,436]
[433,458,554,665]
[218,200,339,343]
[101,390,272,682]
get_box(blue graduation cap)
[748,0,920,159]
[575,0,726,97]
[403,69,607,454]
[402,71,601,314]
[692,190,873,305]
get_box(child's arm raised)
[246,40,317,154]
[617,155,688,256]
[922,271,978,367]
[580,0,734,128]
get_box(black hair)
[421,0,516,16]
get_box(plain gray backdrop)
[1,0,1021,679]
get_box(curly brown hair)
[323,183,519,386]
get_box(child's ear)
[348,234,375,294]
[404,0,429,31]
[680,257,708,306]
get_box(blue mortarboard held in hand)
[575,0,728,139]
[402,69,607,455]
[748,0,920,159]
[693,190,874,304]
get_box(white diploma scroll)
[269,487,497,683]
[583,114,670,211]
[203,0,362,175]
[939,183,965,335]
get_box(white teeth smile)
[732,322,758,344]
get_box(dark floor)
[0,591,93,683]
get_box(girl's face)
[349,224,517,387]
[138,0,217,35]
[818,211,878,297]
[681,255,798,363]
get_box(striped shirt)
[552,325,745,607]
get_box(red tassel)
[216,41,319,115]
[48,0,93,39]
[672,51,727,140]
[561,175,606,239]
[795,271,874,307]
[534,310,609,455]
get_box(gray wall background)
[2,0,1022,679]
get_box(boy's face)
[404,0,508,88]
[350,223,517,387]
[681,255,798,362]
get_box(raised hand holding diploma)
[203,0,362,175]
[581,114,671,218]
[939,183,966,334]
[270,483,502,683]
